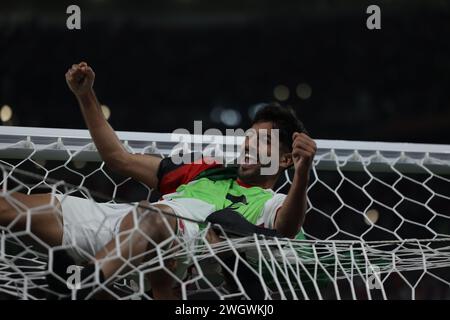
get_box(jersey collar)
[236,178,276,194]
[236,178,253,188]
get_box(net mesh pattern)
[0,134,449,300]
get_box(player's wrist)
[294,164,310,182]
[75,88,95,103]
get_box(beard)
[238,163,260,179]
[237,149,280,186]
[237,163,274,186]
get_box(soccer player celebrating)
[0,62,316,299]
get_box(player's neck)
[237,175,278,190]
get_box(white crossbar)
[0,126,449,173]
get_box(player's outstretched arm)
[65,62,161,189]
[274,133,316,238]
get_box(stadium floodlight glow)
[0,104,13,122]
[73,160,87,169]
[273,85,290,101]
[365,208,380,225]
[219,108,241,126]
[101,105,111,120]
[296,83,312,100]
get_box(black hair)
[251,103,307,152]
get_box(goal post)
[2,125,449,170]
[0,125,449,300]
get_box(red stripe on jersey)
[236,178,253,188]
[159,161,221,195]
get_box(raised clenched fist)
[65,62,95,96]
[292,132,317,176]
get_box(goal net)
[0,126,449,300]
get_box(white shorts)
[55,195,200,269]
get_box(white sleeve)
[257,193,287,229]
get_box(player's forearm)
[274,171,308,238]
[75,89,128,168]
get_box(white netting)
[0,126,449,300]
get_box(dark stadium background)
[1,0,449,143]
[0,0,449,300]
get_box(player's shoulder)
[267,191,287,201]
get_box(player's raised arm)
[65,62,161,189]
[274,132,316,238]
